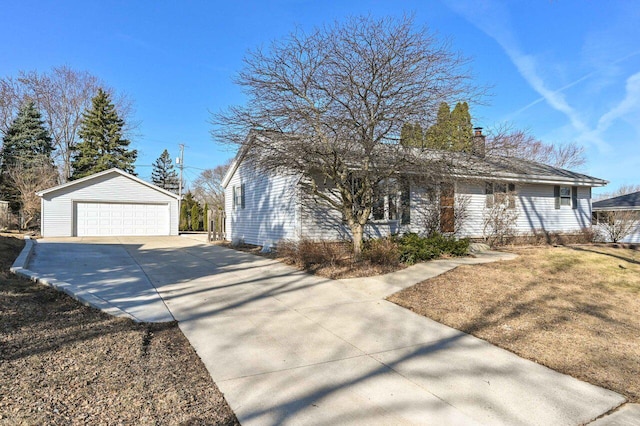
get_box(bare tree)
[191,161,231,211]
[594,184,640,201]
[0,66,136,182]
[482,189,519,247]
[485,123,586,169]
[594,210,639,243]
[6,157,58,229]
[212,15,479,257]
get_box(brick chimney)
[472,127,486,157]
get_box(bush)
[276,239,351,269]
[396,232,469,265]
[362,237,400,266]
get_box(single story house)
[222,131,607,248]
[37,168,180,237]
[592,191,640,243]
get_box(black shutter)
[572,186,578,209]
[554,186,560,209]
[241,183,245,209]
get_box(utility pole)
[177,143,185,200]
[177,144,185,232]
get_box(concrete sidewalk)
[121,240,625,425]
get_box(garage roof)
[36,168,182,199]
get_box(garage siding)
[41,173,179,237]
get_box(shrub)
[396,232,469,265]
[362,237,400,266]
[276,238,351,269]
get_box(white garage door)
[75,202,170,236]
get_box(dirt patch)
[389,245,640,403]
[0,235,239,425]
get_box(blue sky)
[1,1,638,195]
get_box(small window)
[560,186,571,206]
[233,184,245,209]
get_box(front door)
[440,183,455,233]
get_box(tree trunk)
[351,222,364,260]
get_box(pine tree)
[450,102,473,152]
[0,101,55,211]
[179,202,189,231]
[399,122,424,147]
[151,149,179,193]
[70,89,136,180]
[424,102,452,150]
[191,204,200,231]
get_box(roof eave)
[36,168,182,199]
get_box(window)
[485,182,516,208]
[560,186,571,206]
[232,184,245,209]
[554,185,577,209]
[372,177,410,224]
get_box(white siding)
[622,224,640,243]
[456,182,592,238]
[301,180,595,240]
[224,160,300,247]
[41,173,179,237]
[299,178,412,241]
[594,221,640,243]
[224,162,597,244]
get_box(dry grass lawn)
[389,245,640,403]
[0,235,239,425]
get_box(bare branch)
[6,156,58,229]
[212,15,481,256]
[485,123,586,169]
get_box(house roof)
[451,154,607,186]
[592,191,640,211]
[221,131,608,188]
[36,168,182,199]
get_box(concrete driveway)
[24,236,626,425]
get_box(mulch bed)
[0,234,239,425]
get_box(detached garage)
[37,168,180,237]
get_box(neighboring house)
[592,191,640,243]
[37,168,181,237]
[222,131,607,248]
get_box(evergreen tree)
[179,202,189,231]
[70,89,136,179]
[424,102,452,150]
[0,101,55,211]
[423,102,472,151]
[450,102,473,152]
[191,204,200,231]
[399,122,424,147]
[151,149,179,193]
